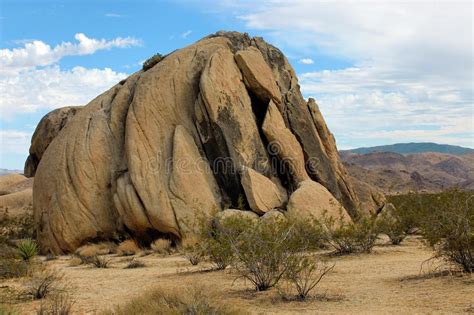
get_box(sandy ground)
[2,236,473,314]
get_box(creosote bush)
[389,190,473,273]
[198,214,333,293]
[285,257,335,300]
[376,206,406,245]
[324,215,379,255]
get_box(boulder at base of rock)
[287,180,350,223]
[240,167,286,215]
[260,209,287,223]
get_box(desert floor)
[2,235,473,314]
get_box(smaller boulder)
[260,209,287,224]
[287,180,351,223]
[240,167,287,215]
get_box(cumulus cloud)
[298,58,314,64]
[213,0,473,148]
[0,33,141,75]
[0,66,127,118]
[0,130,31,155]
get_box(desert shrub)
[0,258,29,279]
[199,215,253,270]
[419,190,473,273]
[0,208,35,244]
[224,219,308,291]
[88,255,111,268]
[104,286,236,315]
[151,239,172,255]
[26,268,64,299]
[17,238,38,261]
[117,240,139,256]
[124,259,145,269]
[324,216,379,254]
[36,292,75,315]
[286,215,327,250]
[285,256,335,300]
[387,192,427,233]
[377,208,406,245]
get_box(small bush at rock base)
[16,238,38,261]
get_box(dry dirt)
[2,236,473,314]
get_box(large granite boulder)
[31,31,380,253]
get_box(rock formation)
[31,31,382,253]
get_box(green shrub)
[377,207,406,245]
[17,238,38,261]
[199,216,252,270]
[419,190,473,273]
[88,255,111,268]
[324,216,379,254]
[389,190,473,273]
[285,256,335,300]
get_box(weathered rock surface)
[241,166,286,214]
[31,31,381,253]
[287,180,350,223]
[24,106,82,177]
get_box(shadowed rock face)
[31,31,379,253]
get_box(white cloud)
[212,0,473,148]
[298,58,314,64]
[0,130,31,155]
[0,66,127,118]
[181,30,192,38]
[0,33,141,75]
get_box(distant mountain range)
[341,142,474,155]
[341,149,474,194]
[0,169,22,176]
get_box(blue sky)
[0,0,473,170]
